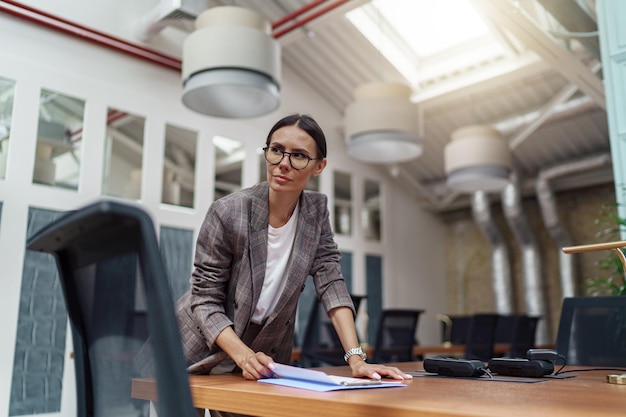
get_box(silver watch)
[344,346,367,362]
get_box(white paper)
[258,363,407,392]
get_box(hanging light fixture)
[181,6,281,118]
[444,125,512,193]
[344,82,422,164]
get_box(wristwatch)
[344,346,367,362]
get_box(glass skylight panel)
[347,0,509,87]
[379,0,490,57]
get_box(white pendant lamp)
[182,6,281,118]
[345,82,422,164]
[444,125,512,193]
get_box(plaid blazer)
[175,182,354,374]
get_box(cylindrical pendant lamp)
[345,82,422,164]
[444,125,512,193]
[182,6,281,118]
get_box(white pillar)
[597,1,626,229]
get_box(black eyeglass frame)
[263,146,323,170]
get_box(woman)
[174,114,411,393]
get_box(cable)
[556,367,626,375]
[479,367,494,379]
[553,353,567,375]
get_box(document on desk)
[258,363,407,392]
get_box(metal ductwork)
[472,191,514,314]
[535,153,612,299]
[136,0,208,41]
[536,0,600,61]
[502,174,549,345]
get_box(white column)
[597,0,626,228]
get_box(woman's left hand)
[348,357,413,381]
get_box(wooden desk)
[131,362,626,417]
[412,343,555,357]
[412,343,502,356]
[292,343,554,362]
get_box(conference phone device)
[423,358,486,377]
[423,349,560,378]
[487,357,554,377]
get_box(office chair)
[495,314,540,358]
[463,313,500,362]
[508,315,540,358]
[299,295,365,367]
[440,315,472,345]
[555,296,626,367]
[372,309,423,363]
[27,200,196,417]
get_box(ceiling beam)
[468,0,605,110]
[414,51,545,104]
[508,59,602,150]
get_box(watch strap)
[344,346,367,362]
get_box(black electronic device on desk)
[526,348,561,363]
[487,358,554,377]
[423,358,486,377]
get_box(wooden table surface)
[291,343,556,362]
[131,361,626,417]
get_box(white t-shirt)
[251,201,299,324]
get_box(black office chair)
[299,294,365,367]
[495,314,540,358]
[463,313,500,362]
[508,315,540,358]
[555,296,626,367]
[440,315,472,345]
[26,200,195,417]
[372,309,423,363]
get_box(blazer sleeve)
[310,194,355,315]
[188,198,239,347]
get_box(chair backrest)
[464,313,499,362]
[494,314,518,344]
[555,296,626,367]
[495,314,540,358]
[372,309,423,363]
[27,200,195,417]
[300,294,365,366]
[508,315,540,358]
[441,315,472,344]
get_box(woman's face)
[265,125,327,195]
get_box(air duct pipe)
[536,153,612,298]
[502,174,549,345]
[472,191,514,314]
[0,0,348,70]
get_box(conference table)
[290,343,555,362]
[131,361,626,417]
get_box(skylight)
[347,0,509,88]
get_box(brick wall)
[441,183,617,343]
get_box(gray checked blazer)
[175,182,354,374]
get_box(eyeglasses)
[263,146,323,170]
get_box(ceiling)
[3,0,611,213]
[190,0,610,212]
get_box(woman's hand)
[347,357,413,381]
[238,351,276,381]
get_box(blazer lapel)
[248,185,269,310]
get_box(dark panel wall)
[159,225,194,301]
[365,255,383,346]
[10,207,65,416]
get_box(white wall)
[385,179,447,345]
[0,4,446,416]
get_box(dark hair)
[265,114,327,158]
